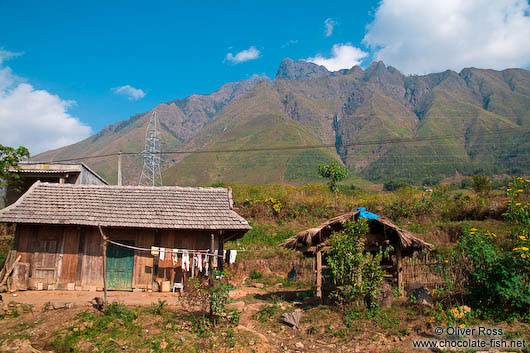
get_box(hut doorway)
[106,241,134,290]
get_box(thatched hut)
[282,209,433,297]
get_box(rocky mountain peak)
[274,58,330,80]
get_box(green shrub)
[256,304,282,323]
[235,224,296,247]
[383,178,413,191]
[325,220,385,306]
[453,177,530,320]
[471,174,492,194]
[317,160,349,193]
[249,270,263,280]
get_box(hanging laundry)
[151,246,159,256]
[197,253,203,272]
[181,250,190,271]
[213,250,218,267]
[171,249,179,266]
[224,250,229,264]
[159,248,166,260]
[205,256,209,276]
[229,250,237,264]
[191,255,195,278]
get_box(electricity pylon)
[138,111,163,186]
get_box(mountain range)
[35,59,530,185]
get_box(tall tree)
[0,144,30,188]
[318,160,349,194]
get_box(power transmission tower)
[138,111,163,186]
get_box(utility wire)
[39,127,530,164]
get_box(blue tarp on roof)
[354,207,379,220]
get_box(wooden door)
[33,239,58,281]
[106,241,134,290]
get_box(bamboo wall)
[402,253,460,290]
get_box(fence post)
[316,250,322,300]
[396,245,404,296]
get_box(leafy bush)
[422,176,442,186]
[191,270,239,327]
[317,160,349,193]
[453,177,530,320]
[471,174,492,194]
[325,220,385,307]
[256,303,282,323]
[383,178,413,191]
[147,299,167,315]
[235,224,296,247]
[455,228,530,320]
[249,269,263,280]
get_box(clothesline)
[106,239,217,256]
[106,239,238,259]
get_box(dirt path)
[3,285,267,308]
[4,290,195,307]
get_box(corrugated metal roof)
[15,170,80,174]
[0,182,251,231]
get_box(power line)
[39,127,530,164]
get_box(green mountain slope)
[34,60,530,185]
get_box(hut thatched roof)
[282,211,433,256]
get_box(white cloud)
[307,44,368,71]
[0,49,22,66]
[0,50,91,155]
[111,85,146,101]
[363,0,530,74]
[225,46,261,64]
[324,18,338,37]
[281,39,299,48]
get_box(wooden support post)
[98,226,108,304]
[395,245,404,296]
[210,234,215,277]
[316,250,322,300]
[209,233,215,325]
[117,151,123,186]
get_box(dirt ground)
[2,290,210,307]
[1,287,528,353]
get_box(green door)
[106,241,134,290]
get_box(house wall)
[79,165,107,185]
[15,224,220,291]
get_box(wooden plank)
[0,255,21,286]
[395,245,403,296]
[60,227,80,283]
[316,250,322,300]
[12,262,29,291]
[99,226,108,304]
[81,227,103,287]
[75,227,85,286]
[134,229,154,289]
[56,227,66,283]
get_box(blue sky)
[1,0,530,154]
[0,1,377,132]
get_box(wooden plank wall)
[15,224,219,290]
[155,230,218,284]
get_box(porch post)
[395,245,404,296]
[98,226,108,304]
[316,249,322,300]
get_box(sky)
[1,0,530,154]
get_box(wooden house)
[0,182,250,291]
[282,211,433,297]
[1,162,108,208]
